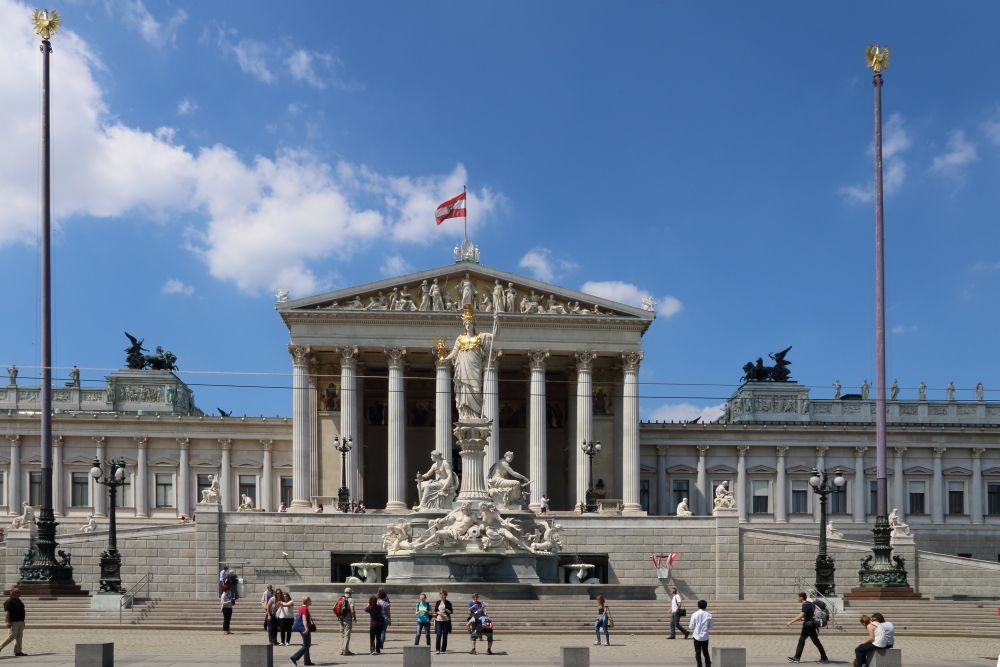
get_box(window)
[640,479,650,513]
[29,472,42,506]
[239,475,257,507]
[791,480,809,513]
[948,481,965,515]
[114,477,132,507]
[672,480,689,514]
[155,474,174,508]
[988,484,1000,516]
[909,481,925,515]
[280,477,293,507]
[71,473,89,507]
[869,480,879,515]
[830,484,847,514]
[198,474,213,504]
[752,480,769,514]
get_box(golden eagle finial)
[866,44,889,74]
[32,9,61,40]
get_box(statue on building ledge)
[713,481,736,511]
[415,450,459,511]
[675,498,693,517]
[199,474,220,504]
[826,521,844,539]
[9,502,34,530]
[888,508,910,537]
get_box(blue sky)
[2,0,1000,418]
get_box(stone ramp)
[16,597,1000,637]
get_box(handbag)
[309,622,318,633]
[678,608,687,618]
[608,616,614,629]
[291,613,306,633]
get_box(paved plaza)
[4,628,999,665]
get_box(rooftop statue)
[441,305,495,420]
[124,333,178,371]
[740,346,792,383]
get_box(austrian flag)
[435,192,467,225]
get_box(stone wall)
[913,551,1000,599]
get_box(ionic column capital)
[893,446,907,458]
[53,435,64,446]
[176,438,190,450]
[815,446,829,456]
[932,447,947,458]
[776,446,789,457]
[697,445,710,456]
[656,445,669,456]
[737,445,749,457]
[527,350,550,371]
[287,344,312,366]
[337,346,360,369]
[972,447,986,459]
[574,351,597,373]
[384,347,407,369]
[855,446,868,457]
[7,435,20,446]
[219,438,233,450]
[621,351,644,373]
[261,439,274,451]
[135,437,148,449]
[93,436,106,447]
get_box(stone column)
[7,435,19,513]
[135,437,148,517]
[814,446,828,523]
[434,357,452,466]
[622,351,644,514]
[527,350,550,510]
[931,447,946,524]
[177,438,190,517]
[613,369,624,501]
[261,440,273,512]
[775,446,789,523]
[339,346,360,498]
[853,446,867,522]
[355,362,366,499]
[656,445,668,516]
[385,347,408,511]
[575,352,596,510]
[53,436,64,517]
[893,447,907,520]
[971,448,986,524]
[736,446,749,523]
[288,344,312,509]
[696,446,709,516]
[483,349,503,476]
[308,360,320,500]
[220,439,233,512]
[92,436,107,517]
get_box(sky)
[2,1,1000,419]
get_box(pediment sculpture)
[713,481,737,510]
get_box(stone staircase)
[14,597,1000,637]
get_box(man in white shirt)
[687,600,713,667]
[872,613,893,648]
[668,587,690,639]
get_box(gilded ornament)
[866,44,890,74]
[32,9,60,40]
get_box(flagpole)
[463,184,468,242]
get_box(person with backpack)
[335,587,357,656]
[414,593,432,646]
[785,592,829,663]
[467,601,494,655]
[687,600,714,667]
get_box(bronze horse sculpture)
[740,346,792,383]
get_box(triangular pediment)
[63,455,98,466]
[189,457,221,468]
[864,465,894,475]
[943,466,972,476]
[278,263,655,323]
[667,464,697,474]
[982,467,1000,476]
[785,465,815,474]
[904,466,933,476]
[149,457,179,467]
[747,465,776,474]
[708,465,737,474]
[233,459,263,469]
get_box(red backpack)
[334,597,348,616]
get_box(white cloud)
[288,50,331,89]
[839,113,910,203]
[579,280,682,317]
[891,324,917,334]
[177,98,197,116]
[112,0,187,48]
[517,248,576,282]
[216,29,274,83]
[380,255,413,277]
[932,130,977,174]
[0,0,503,296]
[646,402,725,423]
[162,278,194,295]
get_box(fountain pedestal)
[454,418,491,503]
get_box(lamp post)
[809,466,845,596]
[581,439,601,514]
[90,457,128,594]
[334,436,353,512]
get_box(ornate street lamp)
[809,467,845,595]
[90,457,128,593]
[334,436,353,512]
[581,439,601,514]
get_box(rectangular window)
[280,477,293,508]
[114,478,132,508]
[29,472,41,506]
[830,485,847,514]
[155,474,174,508]
[672,480,689,514]
[869,480,879,515]
[791,480,809,514]
[948,481,965,515]
[752,480,769,514]
[239,475,257,507]
[988,484,1000,516]
[640,479,650,513]
[71,473,89,507]
[909,481,925,515]
[197,474,213,505]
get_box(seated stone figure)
[80,515,98,533]
[713,481,736,510]
[675,498,693,517]
[9,502,34,530]
[238,493,254,512]
[415,450,459,511]
[888,508,911,536]
[200,474,220,504]
[478,502,534,552]
[487,451,530,510]
[826,521,844,539]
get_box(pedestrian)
[364,594,385,655]
[290,595,315,666]
[872,612,894,649]
[669,587,689,639]
[853,614,886,667]
[219,565,229,595]
[315,503,324,513]
[594,594,611,646]
[0,586,26,657]
[261,584,274,633]
[377,587,392,648]
[467,600,494,655]
[785,592,829,663]
[221,583,235,635]
[434,588,454,654]
[415,593,432,646]
[278,592,295,645]
[279,502,287,512]
[336,586,357,656]
[466,592,483,629]
[688,600,713,667]
[540,495,549,514]
[266,587,284,645]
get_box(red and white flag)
[435,191,466,225]
[651,552,679,579]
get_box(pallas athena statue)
[441,304,494,420]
